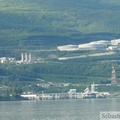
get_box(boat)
[96,93,106,98]
[83,93,96,99]
[83,83,106,99]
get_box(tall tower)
[111,66,117,85]
[21,53,24,62]
[25,53,28,62]
[28,53,32,62]
[91,82,95,93]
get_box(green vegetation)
[0,0,120,49]
[0,51,120,94]
[0,0,120,94]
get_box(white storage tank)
[111,39,120,45]
[78,43,96,50]
[78,43,105,50]
[106,46,118,51]
[57,45,79,51]
[90,40,111,45]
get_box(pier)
[21,84,109,100]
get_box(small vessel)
[96,93,106,98]
[83,93,96,99]
[83,86,96,99]
[83,83,106,99]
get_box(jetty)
[21,83,109,100]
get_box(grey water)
[0,98,119,120]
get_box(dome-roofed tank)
[57,45,79,51]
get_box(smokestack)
[21,53,24,62]
[29,53,32,62]
[25,53,28,62]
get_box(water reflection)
[0,98,119,120]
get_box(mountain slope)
[0,0,120,48]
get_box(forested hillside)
[0,0,120,48]
[0,0,120,93]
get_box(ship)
[83,83,106,99]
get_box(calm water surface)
[0,98,119,120]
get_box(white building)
[68,89,77,94]
[91,40,111,46]
[21,94,39,100]
[57,40,111,51]
[68,89,77,99]
[0,57,16,64]
[78,40,111,50]
[57,45,79,51]
[106,46,119,51]
[111,39,120,45]
[0,57,7,63]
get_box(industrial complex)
[20,66,118,100]
[21,83,109,100]
[57,39,120,51]
[0,53,37,64]
[1,39,120,63]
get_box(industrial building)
[0,57,16,64]
[57,39,120,51]
[111,39,120,45]
[21,53,32,63]
[0,53,36,64]
[57,45,79,51]
[78,40,111,50]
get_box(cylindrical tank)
[58,45,79,51]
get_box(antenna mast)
[111,66,117,85]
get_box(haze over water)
[0,98,119,120]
